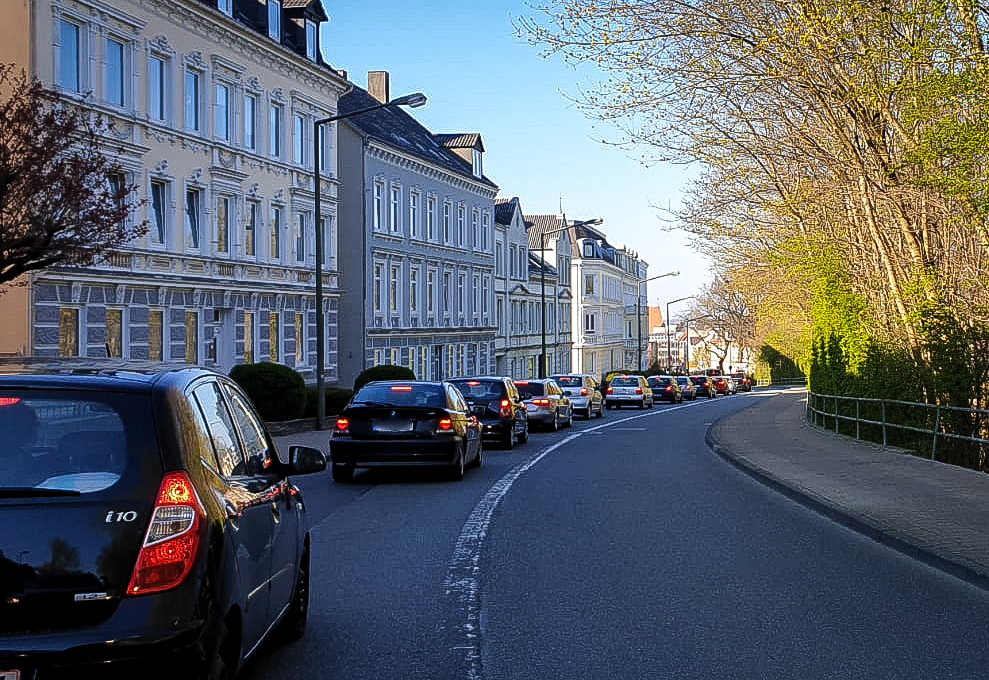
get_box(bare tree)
[0,64,147,287]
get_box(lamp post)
[636,271,679,370]
[539,217,601,378]
[313,91,427,429]
[665,295,693,372]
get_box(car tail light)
[436,417,454,432]
[499,399,512,418]
[665,386,673,392]
[0,397,21,406]
[580,387,589,396]
[532,398,551,406]
[126,472,205,596]
[635,387,643,395]
[335,417,350,435]
[607,387,614,394]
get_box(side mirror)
[287,445,327,475]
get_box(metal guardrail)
[806,392,989,468]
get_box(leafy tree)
[0,64,147,286]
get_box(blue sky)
[321,1,711,314]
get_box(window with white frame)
[471,210,479,249]
[218,0,232,14]
[244,93,257,150]
[584,274,595,295]
[426,196,436,240]
[320,215,334,266]
[472,274,480,318]
[482,212,490,250]
[443,202,451,243]
[270,206,282,260]
[269,103,282,157]
[216,195,230,253]
[268,311,279,362]
[245,201,258,257]
[215,83,230,141]
[389,185,401,233]
[409,268,419,314]
[409,191,420,238]
[295,213,306,262]
[293,113,305,165]
[457,205,466,245]
[389,265,400,313]
[509,245,517,278]
[390,349,398,366]
[443,272,451,314]
[584,312,596,334]
[184,70,200,132]
[150,179,168,245]
[267,0,281,41]
[185,187,201,249]
[372,180,384,231]
[457,273,465,317]
[294,312,304,365]
[58,19,82,93]
[149,55,168,122]
[496,243,503,275]
[305,20,317,60]
[420,346,429,379]
[426,270,435,315]
[482,276,489,316]
[373,264,383,313]
[105,37,125,107]
[473,149,483,178]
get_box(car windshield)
[554,376,582,387]
[0,391,137,493]
[354,383,447,407]
[515,382,546,398]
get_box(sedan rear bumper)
[331,438,461,467]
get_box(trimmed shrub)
[229,362,307,422]
[304,386,355,417]
[353,364,416,392]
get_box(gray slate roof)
[338,86,498,189]
[435,133,485,151]
[494,197,518,226]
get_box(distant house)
[335,72,499,386]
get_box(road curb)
[704,421,989,594]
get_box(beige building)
[0,0,349,381]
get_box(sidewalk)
[706,387,989,590]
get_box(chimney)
[368,70,390,104]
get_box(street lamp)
[666,295,694,372]
[540,217,601,378]
[636,271,679,370]
[313,91,427,429]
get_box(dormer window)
[218,0,231,15]
[472,148,482,178]
[582,241,594,258]
[268,0,281,41]
[306,20,317,60]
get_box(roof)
[434,133,484,152]
[524,214,567,250]
[0,358,214,391]
[281,0,328,21]
[494,198,518,226]
[338,87,497,188]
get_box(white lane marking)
[444,399,719,678]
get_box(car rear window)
[354,383,447,407]
[449,380,507,399]
[610,377,640,387]
[690,376,707,384]
[514,382,546,398]
[0,391,140,493]
[650,378,673,386]
[554,376,582,387]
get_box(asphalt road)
[240,391,989,680]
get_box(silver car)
[513,379,574,431]
[606,375,655,409]
[550,374,605,419]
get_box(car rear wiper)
[352,401,395,408]
[0,487,82,498]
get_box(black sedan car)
[329,380,483,482]
[647,375,683,403]
[448,376,529,448]
[674,375,698,400]
[0,360,327,680]
[690,375,719,398]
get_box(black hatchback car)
[0,360,327,680]
[448,376,529,448]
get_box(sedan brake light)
[126,472,205,596]
[499,399,512,418]
[532,398,551,406]
[436,417,454,432]
[635,387,643,395]
[335,417,350,435]
[580,387,589,396]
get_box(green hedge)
[229,362,307,422]
[304,386,354,417]
[353,364,416,392]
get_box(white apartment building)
[0,0,350,381]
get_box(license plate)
[372,420,413,433]
[1,672,20,680]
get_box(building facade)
[0,0,350,381]
[569,221,648,376]
[336,72,499,387]
[523,213,574,377]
